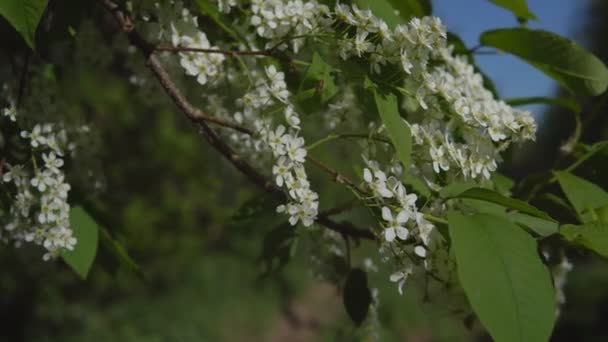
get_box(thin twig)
[155,45,273,57]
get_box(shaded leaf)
[259,224,298,276]
[372,89,412,169]
[62,207,99,279]
[561,222,608,258]
[510,213,559,237]
[505,96,581,113]
[194,0,241,42]
[343,268,372,326]
[0,0,49,48]
[301,52,338,103]
[449,212,555,342]
[451,187,554,221]
[555,171,608,222]
[99,227,141,276]
[480,28,608,96]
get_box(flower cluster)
[328,3,536,183]
[2,118,78,260]
[149,1,538,296]
[170,7,226,85]
[249,0,330,52]
[361,159,440,292]
[253,66,318,226]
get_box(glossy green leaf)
[343,268,372,326]
[561,222,608,258]
[449,212,555,342]
[505,96,581,113]
[480,28,608,96]
[62,207,99,279]
[0,0,49,48]
[451,187,554,221]
[373,90,412,169]
[555,171,608,222]
[487,0,536,20]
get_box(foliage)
[1,0,608,340]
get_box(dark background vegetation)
[1,0,608,341]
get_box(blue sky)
[434,0,588,104]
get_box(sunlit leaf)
[480,28,608,96]
[449,212,555,342]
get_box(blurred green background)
[2,1,608,341]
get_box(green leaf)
[510,213,559,237]
[561,222,608,258]
[555,171,608,222]
[492,172,515,195]
[487,0,536,20]
[0,0,49,48]
[301,52,338,103]
[451,187,554,221]
[62,207,99,279]
[343,268,372,326]
[480,28,608,96]
[448,212,556,342]
[194,0,241,42]
[355,0,431,28]
[505,96,581,113]
[372,89,412,170]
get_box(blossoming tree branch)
[2,0,608,340]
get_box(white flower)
[363,168,393,198]
[414,245,427,258]
[390,265,413,295]
[287,202,317,227]
[381,207,409,242]
[42,152,64,174]
[21,125,47,148]
[31,171,55,192]
[267,125,287,155]
[272,156,292,187]
[2,104,17,122]
[284,135,307,163]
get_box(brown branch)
[155,45,274,57]
[98,0,376,241]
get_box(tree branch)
[155,45,274,57]
[98,0,376,241]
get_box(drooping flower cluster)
[327,3,536,183]
[249,66,319,227]
[2,116,78,260]
[169,6,226,85]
